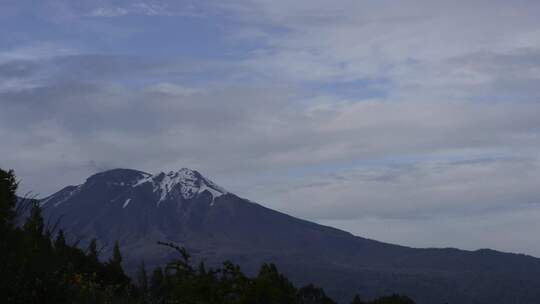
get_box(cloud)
[84,1,218,18]
[226,0,540,102]
[89,2,174,18]
[254,158,540,220]
[147,83,204,96]
[90,7,130,18]
[2,0,540,255]
[2,54,539,202]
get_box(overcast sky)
[1,0,540,256]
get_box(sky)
[1,0,540,256]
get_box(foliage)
[0,168,133,304]
[0,168,17,228]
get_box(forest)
[0,168,415,304]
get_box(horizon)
[2,0,540,258]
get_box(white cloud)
[90,7,130,18]
[0,43,78,62]
[226,0,540,103]
[147,83,204,96]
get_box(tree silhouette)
[23,201,44,236]
[0,168,17,229]
[351,294,366,304]
[297,283,336,304]
[87,238,99,261]
[54,229,67,250]
[137,260,148,291]
[111,240,122,265]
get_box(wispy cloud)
[90,7,131,18]
[88,1,214,18]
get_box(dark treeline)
[0,168,415,304]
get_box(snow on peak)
[134,168,227,205]
[40,185,82,207]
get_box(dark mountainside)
[41,168,540,304]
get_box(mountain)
[41,168,540,304]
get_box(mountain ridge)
[40,168,540,304]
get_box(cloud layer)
[1,0,540,255]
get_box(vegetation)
[0,168,415,304]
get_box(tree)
[0,168,21,302]
[0,168,17,229]
[245,263,297,304]
[55,229,67,250]
[159,241,192,275]
[371,294,416,304]
[23,201,44,237]
[351,294,366,304]
[150,266,166,301]
[297,284,336,304]
[87,238,99,261]
[111,240,122,266]
[137,260,149,292]
[105,240,130,290]
[22,201,51,257]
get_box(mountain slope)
[41,168,540,304]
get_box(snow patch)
[123,198,131,208]
[40,195,55,206]
[41,185,82,207]
[134,168,227,206]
